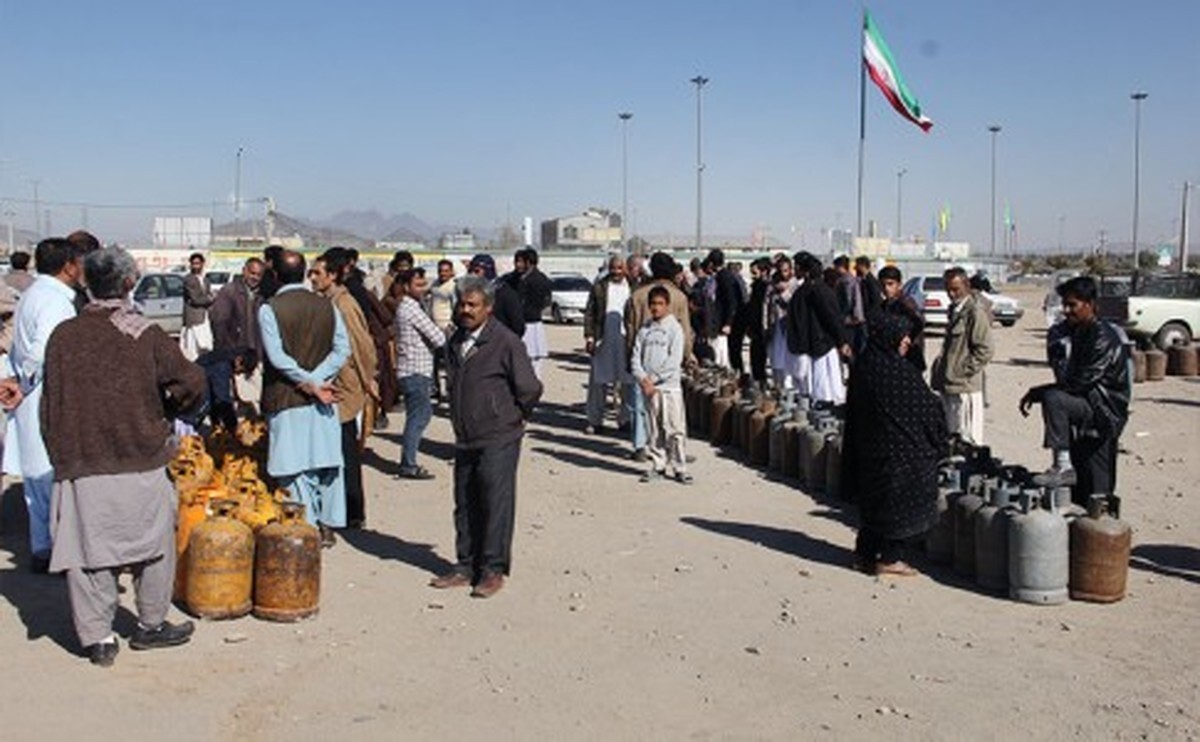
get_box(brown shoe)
[429,570,472,589]
[319,525,337,549]
[874,561,919,577]
[470,572,505,599]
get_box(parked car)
[133,272,186,336]
[903,274,1024,328]
[1099,272,1200,349]
[545,274,591,324]
[206,270,232,292]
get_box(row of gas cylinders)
[1133,343,1199,382]
[681,372,847,498]
[681,370,1132,605]
[179,499,321,622]
[927,447,1131,604]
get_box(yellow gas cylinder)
[185,499,254,619]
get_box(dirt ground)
[1,283,1197,741]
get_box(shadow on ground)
[338,529,454,577]
[679,516,853,571]
[1130,543,1200,585]
[531,446,643,477]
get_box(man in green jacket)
[930,266,994,445]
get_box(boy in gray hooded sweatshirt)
[632,286,690,483]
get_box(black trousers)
[855,528,906,565]
[453,437,521,578]
[1041,388,1094,450]
[729,324,746,373]
[341,419,365,526]
[748,333,768,385]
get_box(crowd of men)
[0,236,543,666]
[0,234,1130,662]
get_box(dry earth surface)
[1,284,1197,741]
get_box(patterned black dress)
[842,313,947,561]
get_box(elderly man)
[931,266,994,445]
[1020,276,1131,499]
[41,246,206,666]
[430,276,542,599]
[259,250,350,546]
[584,254,633,437]
[311,250,377,529]
[2,237,82,573]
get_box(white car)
[902,275,1023,328]
[545,274,591,324]
[133,272,187,335]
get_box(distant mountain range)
[213,208,494,250]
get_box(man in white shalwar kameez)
[1,238,81,573]
[583,255,633,435]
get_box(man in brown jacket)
[42,246,206,666]
[311,251,378,529]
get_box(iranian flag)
[863,10,933,132]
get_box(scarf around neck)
[86,297,154,339]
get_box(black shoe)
[319,525,337,548]
[129,620,194,651]
[89,639,119,667]
[1031,466,1077,488]
[631,448,648,463]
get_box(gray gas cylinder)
[953,477,992,576]
[797,409,828,487]
[802,416,836,494]
[781,406,808,480]
[824,423,845,500]
[973,481,1016,592]
[1008,488,1069,605]
[768,391,795,473]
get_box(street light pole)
[618,111,633,251]
[987,125,1001,257]
[30,179,40,239]
[895,168,907,241]
[235,146,244,246]
[1130,91,1148,269]
[690,76,709,254]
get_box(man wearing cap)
[467,254,525,338]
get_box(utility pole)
[1130,91,1148,268]
[235,146,244,247]
[618,111,633,251]
[987,125,1001,256]
[30,179,40,239]
[1180,181,1193,271]
[690,75,709,254]
[895,168,907,241]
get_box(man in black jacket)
[506,248,553,379]
[1019,276,1131,496]
[431,276,542,599]
[468,254,525,338]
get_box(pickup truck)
[1098,272,1200,350]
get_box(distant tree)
[1137,251,1159,271]
[1045,254,1072,270]
[1084,252,1110,275]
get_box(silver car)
[133,272,186,336]
[545,274,591,324]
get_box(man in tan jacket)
[931,266,994,445]
[312,250,378,529]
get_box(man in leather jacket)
[1019,276,1131,489]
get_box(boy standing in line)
[632,286,690,484]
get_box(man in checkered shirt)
[394,268,447,480]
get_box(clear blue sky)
[1,0,1196,252]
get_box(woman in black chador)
[842,312,946,576]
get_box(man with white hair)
[583,254,633,437]
[42,246,206,665]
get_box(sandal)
[874,561,919,577]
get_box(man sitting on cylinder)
[1018,276,1131,502]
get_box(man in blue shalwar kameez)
[258,250,350,546]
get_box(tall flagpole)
[856,8,866,239]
